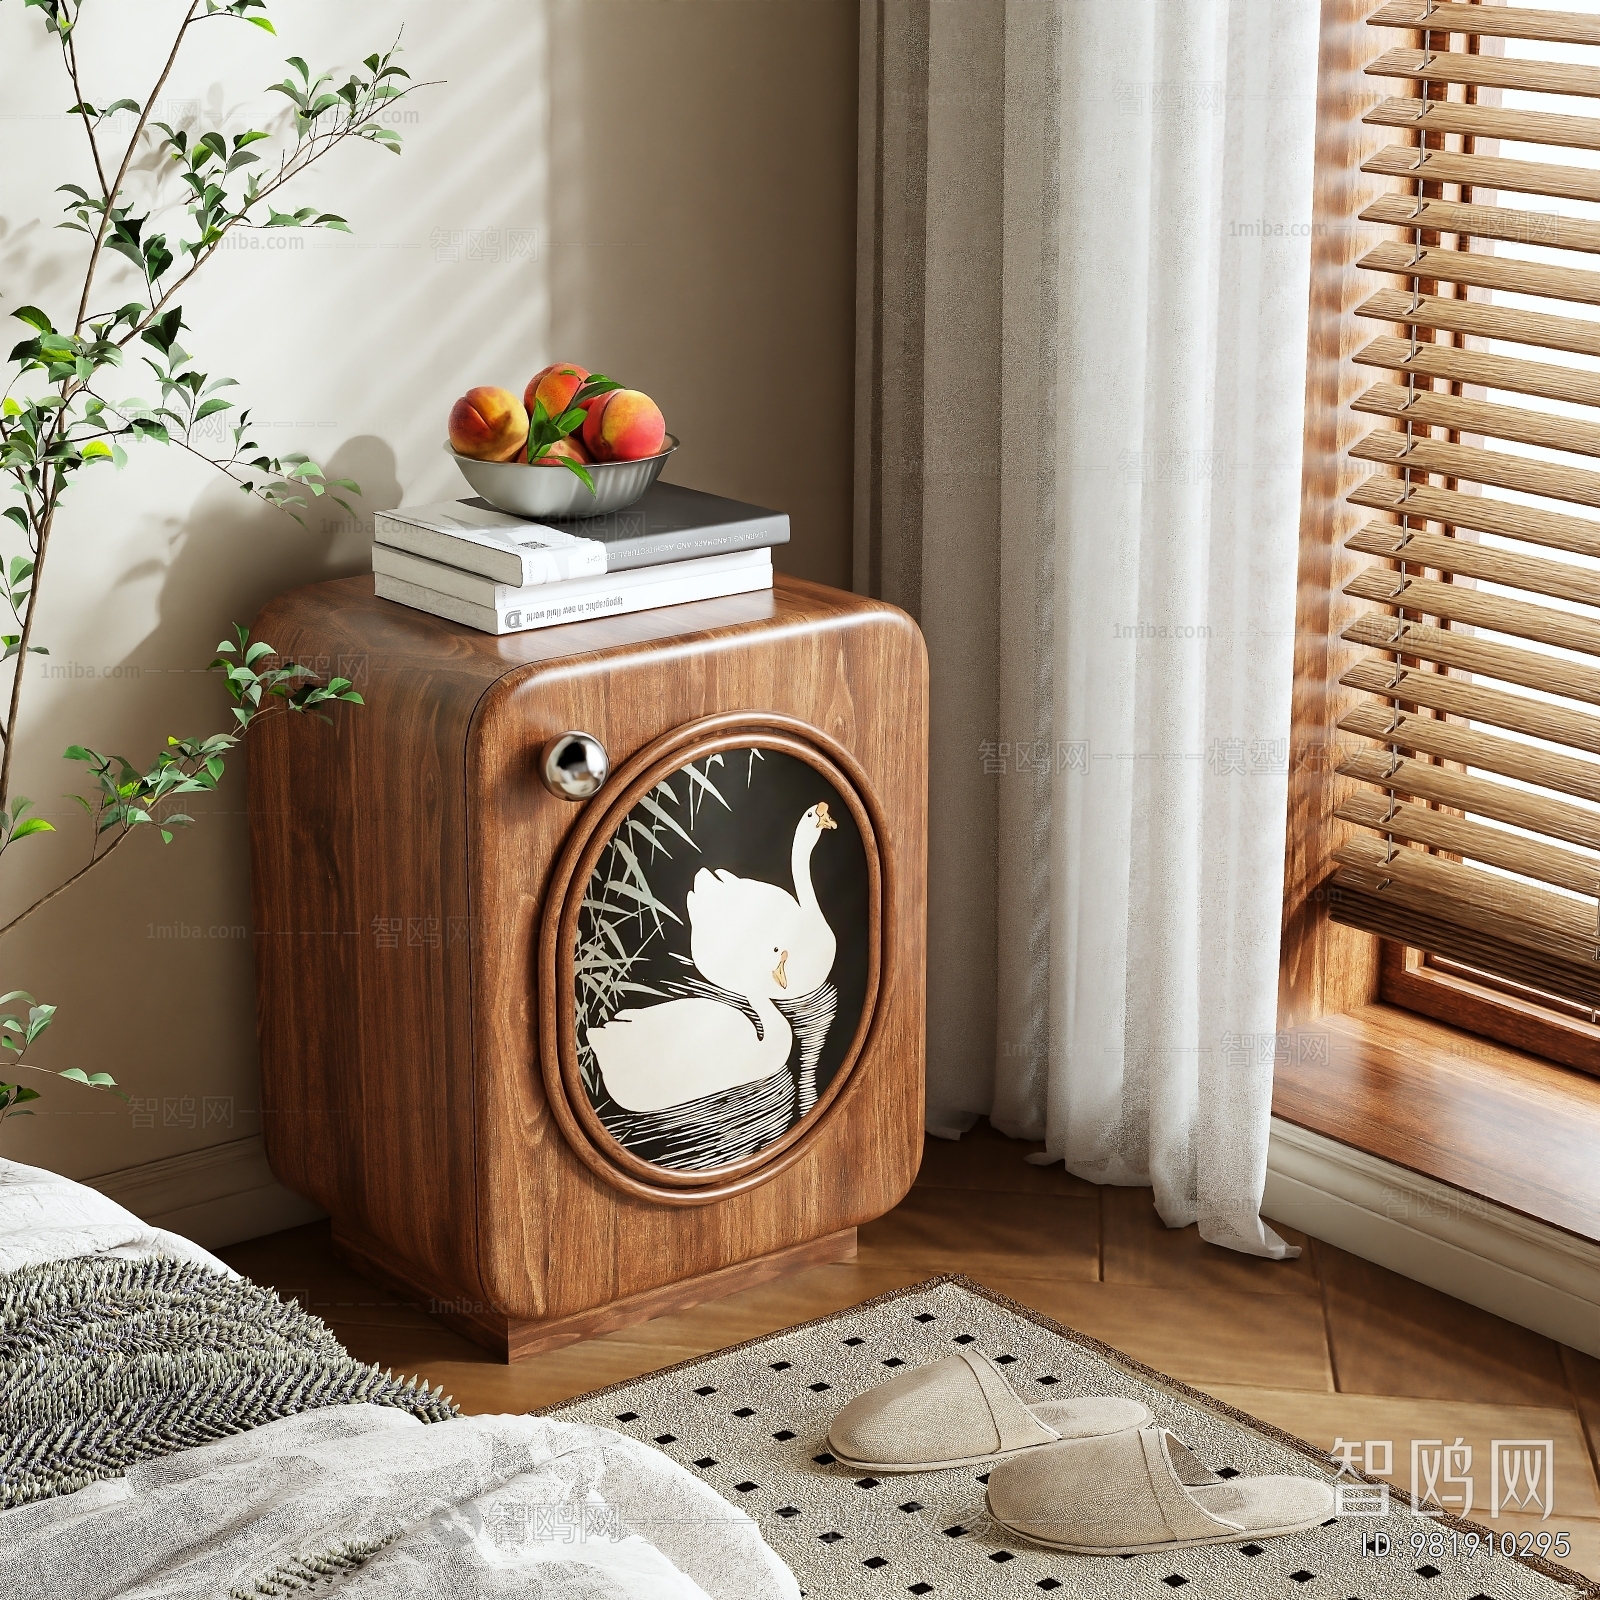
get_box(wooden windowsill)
[1275,1003,1600,1246]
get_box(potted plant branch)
[0,0,427,1127]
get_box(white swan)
[586,802,839,1113]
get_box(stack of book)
[371,483,788,635]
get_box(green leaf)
[141,308,184,354]
[80,440,113,461]
[9,818,54,839]
[10,306,54,335]
[56,1067,90,1084]
[561,457,598,495]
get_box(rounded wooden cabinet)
[250,576,927,1360]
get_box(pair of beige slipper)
[825,1349,1336,1557]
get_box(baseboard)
[1265,1116,1600,1360]
[83,1135,325,1251]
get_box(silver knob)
[540,731,609,800]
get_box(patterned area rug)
[544,1275,1598,1600]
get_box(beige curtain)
[855,0,1319,1255]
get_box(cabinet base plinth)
[331,1222,859,1363]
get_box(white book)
[373,500,608,587]
[373,549,773,635]
[374,484,789,587]
[372,542,769,611]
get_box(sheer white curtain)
[855,0,1320,1256]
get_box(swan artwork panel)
[573,746,871,1172]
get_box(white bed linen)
[0,1156,233,1276]
[0,1403,799,1599]
[0,1159,800,1598]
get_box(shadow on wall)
[4,440,396,1176]
[544,1,858,587]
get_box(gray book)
[374,482,789,588]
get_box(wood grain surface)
[249,573,928,1359]
[1275,1002,1600,1237]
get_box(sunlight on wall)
[0,0,857,1180]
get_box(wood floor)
[221,1119,1600,1581]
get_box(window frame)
[1280,0,1600,1078]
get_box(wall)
[0,0,858,1201]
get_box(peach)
[531,435,592,467]
[582,388,666,463]
[524,362,589,419]
[448,386,528,462]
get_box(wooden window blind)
[1327,0,1600,1021]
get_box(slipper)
[825,1348,1151,1472]
[986,1426,1337,1555]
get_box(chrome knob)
[540,731,609,801]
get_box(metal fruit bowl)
[446,435,678,521]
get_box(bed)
[0,1158,799,1599]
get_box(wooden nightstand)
[248,574,927,1359]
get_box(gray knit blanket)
[0,1252,455,1509]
